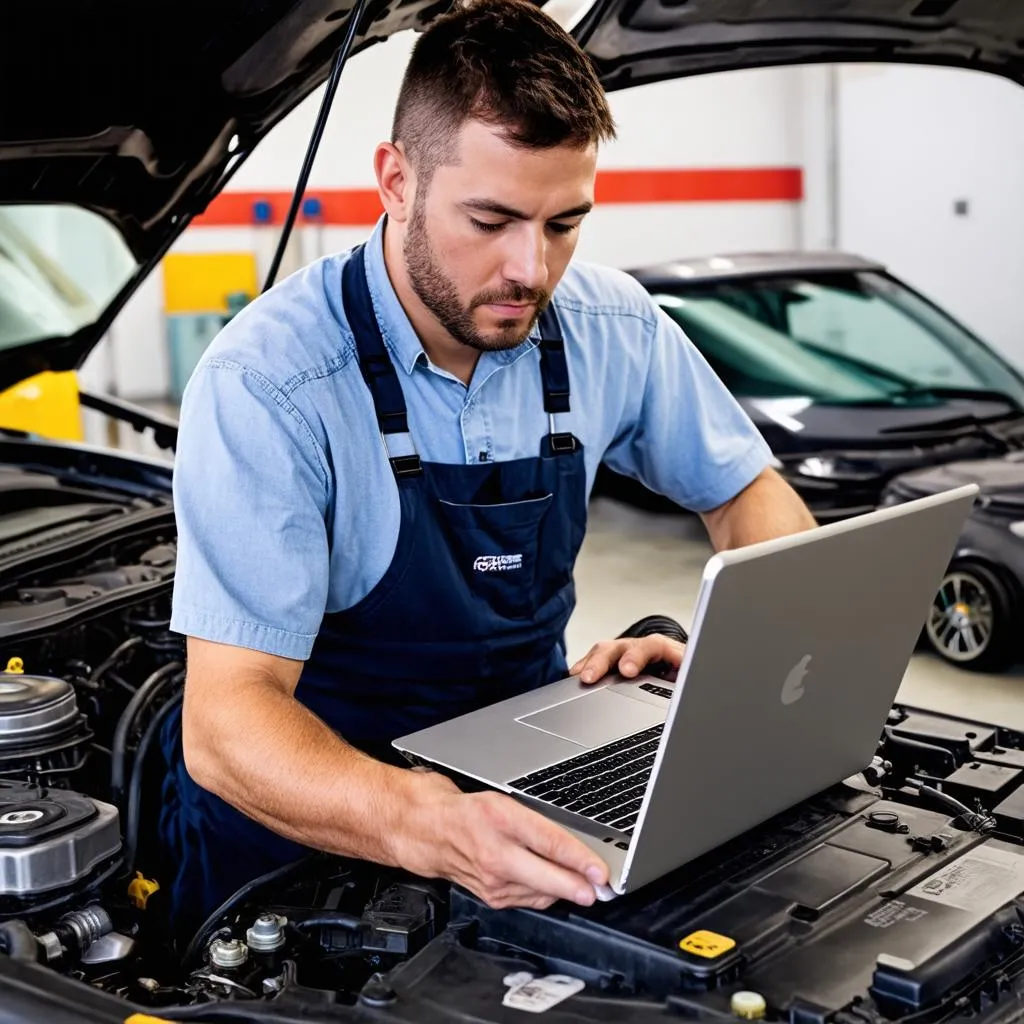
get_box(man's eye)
[471,218,505,233]
[548,222,578,236]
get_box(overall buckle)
[389,454,423,479]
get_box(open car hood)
[573,0,1024,93]
[1,0,1023,388]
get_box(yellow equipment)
[0,370,83,441]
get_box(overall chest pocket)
[437,493,555,620]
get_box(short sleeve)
[170,359,331,660]
[602,306,774,513]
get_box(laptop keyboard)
[508,723,665,833]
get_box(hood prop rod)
[262,0,370,293]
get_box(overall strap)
[341,245,422,480]
[536,305,576,454]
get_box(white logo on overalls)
[473,554,524,573]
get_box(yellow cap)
[128,872,161,910]
[731,991,767,1020]
[679,929,736,959]
[4,658,24,674]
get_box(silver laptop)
[393,484,977,899]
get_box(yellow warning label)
[125,1016,173,1024]
[679,929,736,958]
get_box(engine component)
[0,780,120,895]
[0,673,92,787]
[0,919,37,961]
[209,938,249,969]
[80,930,135,965]
[247,913,287,952]
[731,991,767,1020]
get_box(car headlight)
[796,456,840,478]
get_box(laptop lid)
[619,484,977,892]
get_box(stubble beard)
[403,198,550,353]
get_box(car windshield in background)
[653,271,1024,407]
[0,205,137,351]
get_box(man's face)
[403,119,597,353]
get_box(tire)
[924,560,1019,673]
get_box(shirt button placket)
[462,394,493,465]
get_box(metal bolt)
[137,977,160,993]
[263,976,283,995]
[208,938,248,969]
[246,913,287,952]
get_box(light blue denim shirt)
[170,217,773,660]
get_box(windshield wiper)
[793,338,917,389]
[882,385,1022,410]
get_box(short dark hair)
[392,0,616,184]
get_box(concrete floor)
[568,498,1024,730]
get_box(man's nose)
[503,225,548,292]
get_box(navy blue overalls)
[159,242,589,929]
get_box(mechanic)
[160,0,817,936]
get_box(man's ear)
[374,141,416,224]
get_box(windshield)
[654,271,1024,407]
[0,205,138,351]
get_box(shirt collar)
[361,215,540,377]
[362,216,428,376]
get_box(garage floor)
[568,498,1024,730]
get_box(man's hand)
[183,638,609,914]
[396,771,610,910]
[569,633,686,684]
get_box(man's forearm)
[182,669,423,867]
[702,467,817,551]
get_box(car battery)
[360,784,1024,1024]
[353,705,1024,1024]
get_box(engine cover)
[0,673,92,785]
[0,780,120,895]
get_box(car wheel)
[925,561,1018,673]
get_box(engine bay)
[4,461,1024,1023]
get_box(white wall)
[837,63,1024,366]
[83,32,806,399]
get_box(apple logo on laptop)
[780,655,811,705]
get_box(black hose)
[154,1006,322,1023]
[122,693,184,877]
[290,912,363,932]
[88,636,145,686]
[616,614,688,645]
[616,614,688,678]
[0,920,37,961]
[110,661,184,809]
[905,778,997,833]
[261,0,369,293]
[182,855,319,968]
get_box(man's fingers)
[571,634,686,683]
[499,844,599,907]
[618,635,685,677]
[508,802,608,887]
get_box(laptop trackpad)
[516,689,665,749]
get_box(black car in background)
[594,253,1024,521]
[882,453,1024,673]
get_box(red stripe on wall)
[192,167,803,227]
[595,167,803,204]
